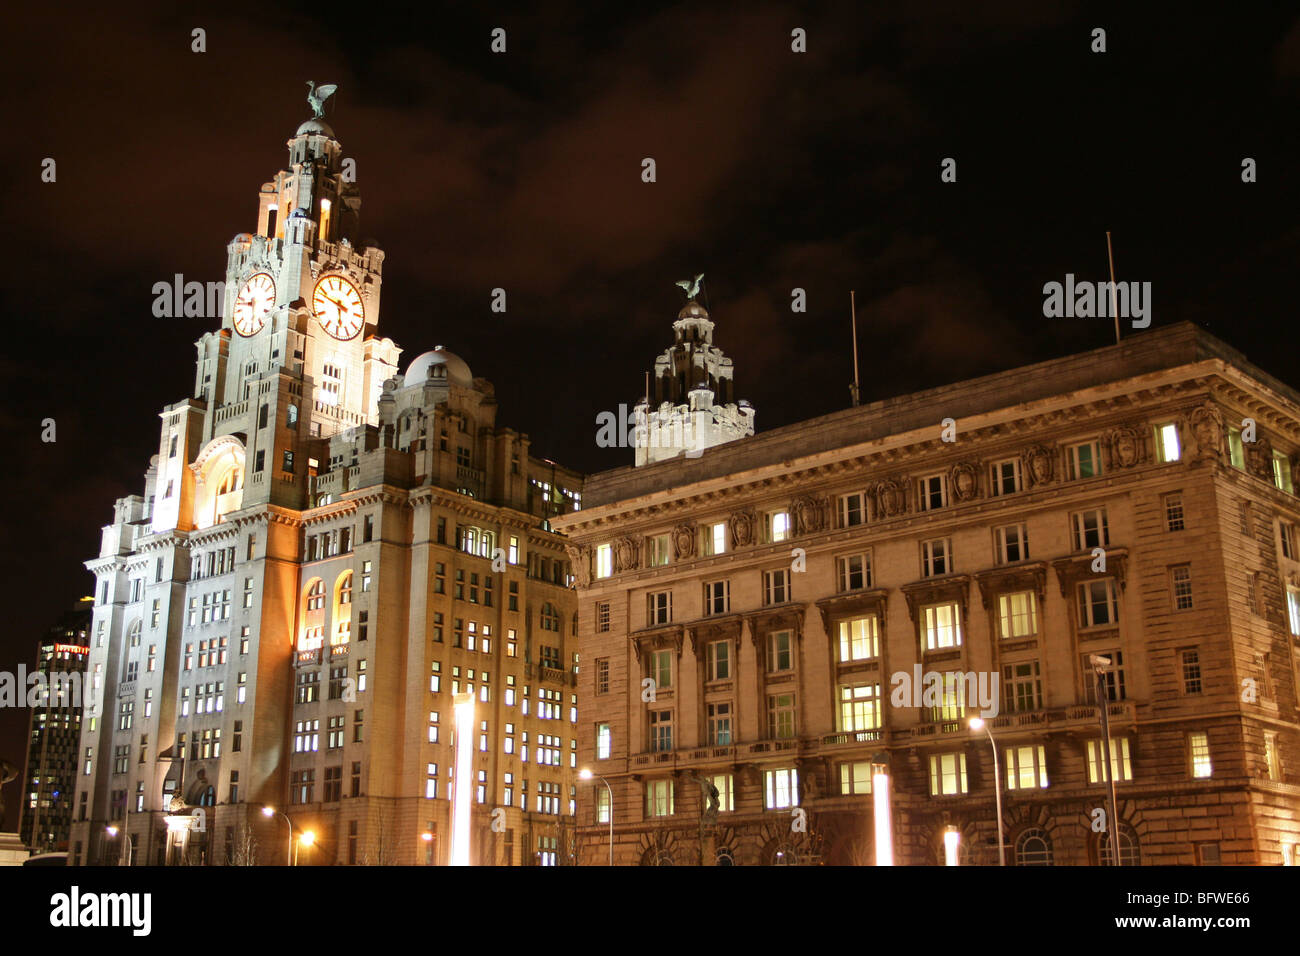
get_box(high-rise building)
[556,316,1300,866]
[69,93,583,866]
[19,602,91,853]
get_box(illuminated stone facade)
[69,101,583,866]
[557,323,1300,866]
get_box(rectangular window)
[707,640,731,681]
[703,580,730,616]
[647,590,672,626]
[767,630,793,672]
[596,723,611,760]
[922,602,962,650]
[1005,744,1049,790]
[1283,522,1297,561]
[990,458,1022,496]
[707,702,732,745]
[839,761,873,795]
[998,590,1038,639]
[1265,732,1280,781]
[595,658,610,695]
[651,649,672,690]
[1288,586,1300,636]
[839,491,867,528]
[648,533,671,567]
[595,601,611,633]
[1170,565,1194,610]
[838,683,881,733]
[710,774,735,812]
[917,474,947,511]
[1077,579,1119,628]
[921,538,951,577]
[1071,509,1110,550]
[702,522,727,557]
[1155,423,1181,462]
[1002,660,1043,713]
[1086,651,1127,702]
[836,552,872,592]
[926,673,966,722]
[765,511,791,543]
[995,524,1029,564]
[1189,731,1213,778]
[838,615,879,661]
[928,753,968,795]
[1164,492,1185,532]
[645,780,673,817]
[1068,440,1102,480]
[1181,648,1202,694]
[764,768,799,809]
[649,710,673,752]
[594,544,613,579]
[1087,738,1132,783]
[1274,452,1294,494]
[1228,428,1245,469]
[763,569,790,605]
[767,693,796,739]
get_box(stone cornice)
[814,588,890,636]
[629,624,685,658]
[973,562,1049,610]
[900,575,972,622]
[1051,547,1129,596]
[744,604,806,643]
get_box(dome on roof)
[405,346,473,388]
[296,117,335,138]
[677,300,710,321]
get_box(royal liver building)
[71,90,583,866]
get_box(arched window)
[300,578,326,651]
[337,572,353,606]
[540,603,560,632]
[1015,827,1054,866]
[332,572,354,646]
[1099,824,1141,866]
[216,466,242,496]
[306,580,325,611]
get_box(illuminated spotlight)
[451,692,475,866]
[871,752,894,866]
[944,826,960,866]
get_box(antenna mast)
[849,291,861,407]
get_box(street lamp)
[451,693,475,866]
[295,830,316,867]
[262,806,294,866]
[969,717,1006,866]
[105,825,132,867]
[870,752,893,866]
[579,768,614,866]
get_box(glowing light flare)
[872,761,893,866]
[451,692,475,866]
[944,826,960,866]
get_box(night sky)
[3,2,1299,825]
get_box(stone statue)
[306,81,338,119]
[1189,404,1225,461]
[675,273,704,300]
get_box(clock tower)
[173,96,400,526]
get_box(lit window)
[1068,440,1102,480]
[764,768,799,809]
[922,602,962,650]
[766,511,791,543]
[998,591,1037,639]
[839,761,872,795]
[594,544,613,579]
[837,683,881,733]
[596,723,611,760]
[1155,423,1181,462]
[1189,732,1212,778]
[928,753,967,795]
[1005,745,1049,790]
[1087,738,1132,783]
[838,615,879,661]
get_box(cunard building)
[555,309,1300,866]
[70,91,583,866]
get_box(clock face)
[232,273,275,336]
[313,275,365,340]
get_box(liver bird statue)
[675,273,704,300]
[306,81,338,119]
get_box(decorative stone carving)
[672,523,697,561]
[564,544,590,588]
[1022,443,1056,488]
[1188,403,1225,461]
[873,478,908,518]
[791,495,826,536]
[613,535,641,573]
[950,461,980,502]
[1105,424,1147,469]
[1246,435,1274,481]
[728,509,755,550]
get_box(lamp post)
[1091,654,1123,867]
[943,825,961,866]
[451,693,475,866]
[262,806,294,866]
[968,717,1006,866]
[579,769,614,866]
[105,825,132,867]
